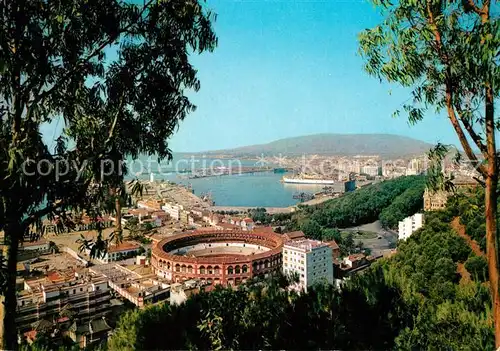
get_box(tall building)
[161,203,184,221]
[282,239,334,292]
[398,213,425,241]
[361,165,380,177]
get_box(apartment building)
[161,203,184,221]
[282,239,334,292]
[16,271,112,334]
[92,264,170,308]
[398,213,425,241]
[361,165,381,177]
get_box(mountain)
[195,133,433,158]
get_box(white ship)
[282,175,336,185]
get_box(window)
[96,286,100,291]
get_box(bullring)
[151,230,284,286]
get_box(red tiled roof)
[47,271,65,282]
[253,226,275,234]
[284,231,305,240]
[326,240,340,250]
[57,317,69,323]
[108,242,140,253]
[348,253,365,261]
[24,330,37,340]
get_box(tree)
[300,219,323,239]
[359,0,499,345]
[0,1,217,349]
[466,255,489,282]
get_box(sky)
[43,0,462,153]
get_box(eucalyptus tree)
[359,0,499,345]
[0,0,217,349]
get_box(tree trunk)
[0,223,20,350]
[115,189,123,243]
[485,175,500,348]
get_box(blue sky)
[43,0,461,152]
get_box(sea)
[124,153,342,207]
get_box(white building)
[20,239,50,254]
[161,203,184,221]
[282,239,334,292]
[361,165,380,177]
[89,242,141,264]
[398,213,425,241]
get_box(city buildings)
[161,202,184,221]
[398,213,425,241]
[17,270,112,346]
[282,239,334,292]
[91,264,170,308]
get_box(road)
[343,220,398,257]
[209,206,294,214]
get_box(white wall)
[398,213,424,241]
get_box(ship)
[282,174,337,185]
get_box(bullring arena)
[151,230,284,286]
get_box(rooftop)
[283,231,306,241]
[108,242,141,253]
[348,253,366,261]
[326,240,340,250]
[284,239,329,252]
[21,239,48,248]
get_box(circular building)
[151,230,284,286]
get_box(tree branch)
[425,1,487,177]
[21,200,64,231]
[104,96,124,147]
[446,81,487,177]
[463,0,483,15]
[28,0,155,109]
[454,102,488,155]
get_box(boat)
[282,174,336,185]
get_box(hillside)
[198,133,432,158]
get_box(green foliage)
[108,273,403,350]
[296,176,426,229]
[379,183,425,229]
[0,0,217,347]
[300,219,323,239]
[465,255,489,282]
